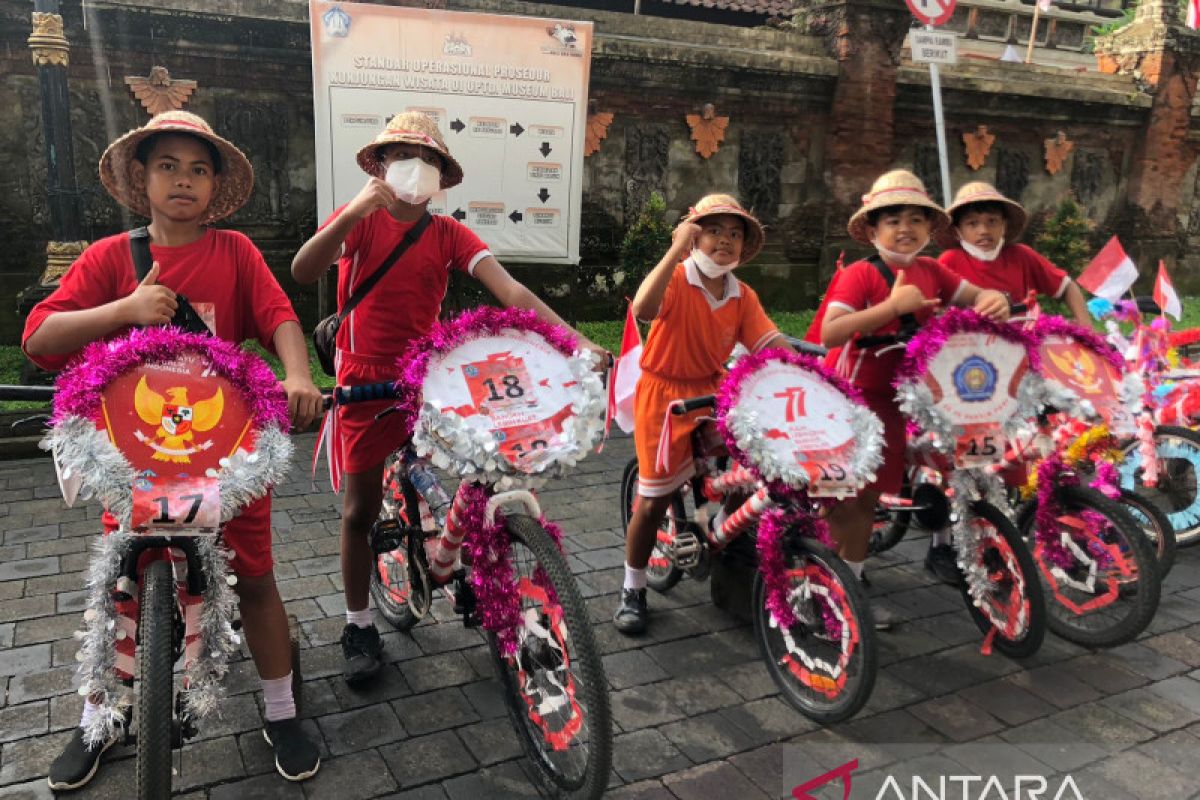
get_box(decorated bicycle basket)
[718,350,883,497]
[397,308,605,488]
[43,328,293,744]
[1033,317,1140,438]
[895,309,1044,468]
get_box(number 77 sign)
[907,0,956,26]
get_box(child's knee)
[233,572,280,604]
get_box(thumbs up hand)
[889,269,940,318]
[120,262,179,326]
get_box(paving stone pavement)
[4,433,1200,798]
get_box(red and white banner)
[1188,0,1199,29]
[1078,236,1138,303]
[612,302,643,434]
[1154,259,1183,320]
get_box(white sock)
[79,700,101,729]
[261,673,295,722]
[624,563,647,591]
[345,607,373,629]
[931,531,952,547]
[845,559,864,578]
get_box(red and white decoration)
[1078,236,1138,303]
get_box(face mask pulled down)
[691,248,738,279]
[385,158,441,205]
[960,237,1005,262]
[870,235,929,267]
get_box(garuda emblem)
[133,376,224,463]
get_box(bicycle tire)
[752,538,877,723]
[620,458,684,593]
[1119,488,1177,577]
[1118,425,1200,546]
[958,501,1046,658]
[1019,485,1160,648]
[137,559,176,800]
[488,514,611,800]
[371,459,420,631]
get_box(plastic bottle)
[401,451,452,529]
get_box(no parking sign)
[906,0,956,26]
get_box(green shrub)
[619,192,673,294]
[1035,196,1093,275]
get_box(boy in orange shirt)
[616,194,790,634]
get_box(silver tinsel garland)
[414,351,606,491]
[78,531,132,746]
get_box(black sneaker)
[262,718,320,781]
[47,726,117,791]
[340,623,384,686]
[925,544,963,586]
[613,588,648,635]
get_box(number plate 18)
[131,475,221,533]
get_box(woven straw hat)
[681,194,765,264]
[941,181,1028,247]
[847,170,949,244]
[99,110,254,225]
[356,112,464,190]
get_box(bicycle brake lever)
[374,406,399,421]
[10,414,50,432]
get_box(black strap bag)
[128,227,212,336]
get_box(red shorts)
[336,351,410,474]
[861,389,906,495]
[102,493,273,577]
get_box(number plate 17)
[131,476,221,533]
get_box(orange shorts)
[102,493,273,577]
[336,351,410,475]
[633,372,721,497]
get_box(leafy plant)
[1035,196,1094,275]
[1090,6,1135,37]
[619,191,673,294]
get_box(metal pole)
[926,25,952,206]
[1025,2,1041,64]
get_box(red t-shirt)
[824,256,966,392]
[939,244,1070,302]
[22,229,299,372]
[321,207,491,359]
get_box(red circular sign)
[906,0,956,26]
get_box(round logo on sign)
[953,356,998,403]
[906,0,956,26]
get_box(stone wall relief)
[125,66,197,116]
[1044,131,1073,175]
[738,130,784,223]
[995,147,1030,202]
[685,103,729,159]
[217,100,289,224]
[962,125,995,171]
[623,123,669,225]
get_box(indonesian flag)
[1155,259,1183,320]
[1188,0,1199,29]
[1078,236,1138,303]
[612,302,643,434]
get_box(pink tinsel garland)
[1031,316,1124,373]
[1034,455,1079,569]
[52,327,288,430]
[395,307,580,434]
[893,307,1042,389]
[756,504,837,636]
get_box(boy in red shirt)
[820,171,1008,613]
[23,111,323,788]
[292,113,604,682]
[616,194,790,634]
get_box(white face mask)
[960,237,1005,262]
[691,248,737,279]
[871,235,929,267]
[385,158,441,205]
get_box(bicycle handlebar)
[671,395,716,415]
[321,382,399,410]
[783,336,828,358]
[853,304,1028,349]
[0,385,55,402]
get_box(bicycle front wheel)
[488,514,611,800]
[137,559,176,799]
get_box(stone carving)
[585,111,613,157]
[914,142,943,205]
[41,241,88,284]
[962,125,995,171]
[1044,131,1074,175]
[685,103,729,159]
[29,12,68,67]
[995,148,1030,201]
[125,67,197,116]
[1071,151,1105,206]
[217,101,289,223]
[738,131,784,223]
[623,124,669,225]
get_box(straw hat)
[680,194,765,264]
[99,110,254,225]
[847,170,950,244]
[941,181,1028,246]
[356,112,464,190]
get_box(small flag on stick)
[1188,0,1199,30]
[612,302,643,434]
[1154,259,1183,320]
[1078,236,1139,303]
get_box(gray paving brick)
[0,730,73,785]
[663,760,770,800]
[0,702,48,744]
[392,687,480,736]
[722,697,820,744]
[610,684,686,732]
[174,734,247,792]
[908,694,1007,742]
[1091,748,1199,798]
[455,717,525,766]
[13,613,81,647]
[209,772,306,799]
[440,760,540,799]
[607,780,676,799]
[0,596,56,624]
[0,622,13,649]
[7,665,75,704]
[612,728,692,783]
[1102,687,1200,732]
[1148,674,1200,715]
[660,709,759,762]
[380,730,476,789]
[0,779,54,799]
[410,622,485,655]
[1003,664,1103,709]
[1108,641,1191,680]
[601,649,668,690]
[1067,654,1150,694]
[400,653,477,693]
[460,679,508,720]
[303,750,400,799]
[317,703,405,755]
[0,557,58,582]
[0,644,50,678]
[329,662,412,710]
[1050,703,1157,749]
[957,679,1054,727]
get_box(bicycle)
[9,328,298,797]
[332,307,612,799]
[620,344,884,722]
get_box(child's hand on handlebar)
[890,269,940,317]
[973,289,1011,322]
[282,374,324,431]
[580,339,612,374]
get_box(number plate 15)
[131,476,221,533]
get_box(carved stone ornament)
[585,111,613,157]
[125,67,198,116]
[995,148,1030,201]
[962,125,995,171]
[1044,131,1074,175]
[29,12,69,68]
[685,104,729,159]
[41,240,88,284]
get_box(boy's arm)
[632,222,696,321]
[821,269,939,348]
[952,281,1010,322]
[272,320,324,430]
[24,262,178,357]
[1058,281,1091,327]
[291,179,396,284]
[472,256,608,364]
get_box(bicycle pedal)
[672,527,705,571]
[369,519,405,555]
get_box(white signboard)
[911,30,958,65]
[309,2,593,264]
